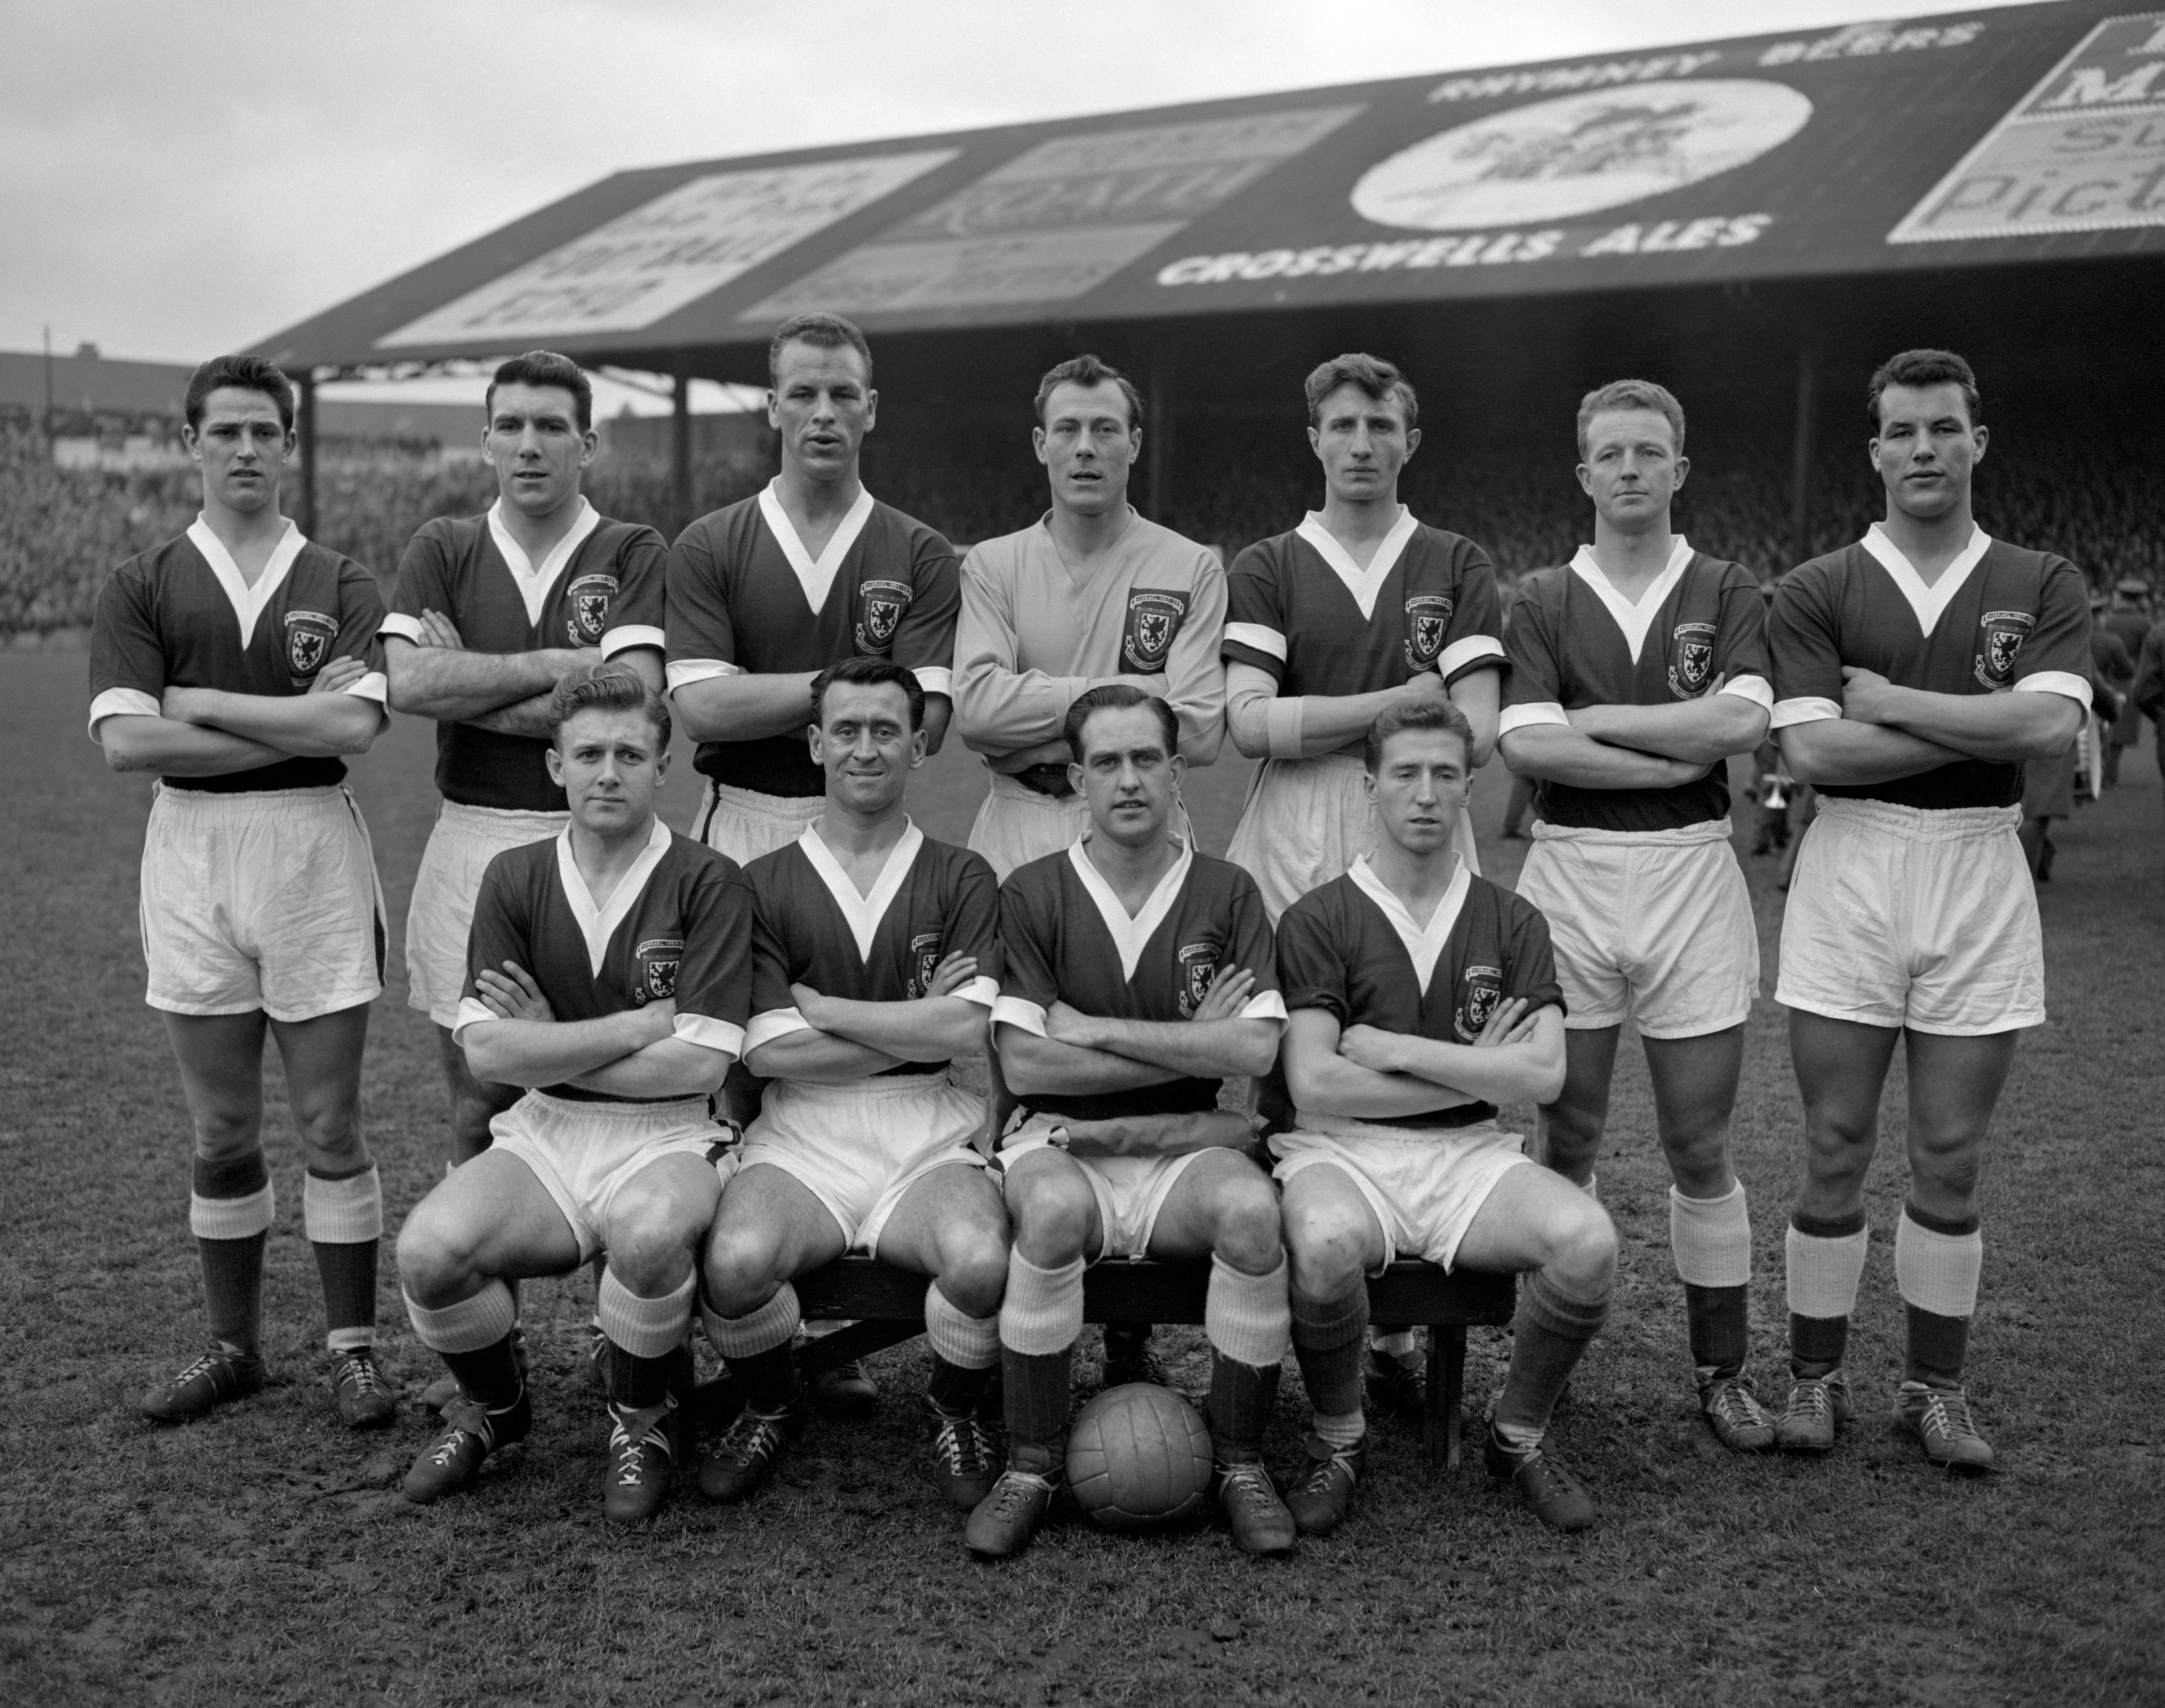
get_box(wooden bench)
[693,1256,1515,1470]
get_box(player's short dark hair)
[547,660,670,749]
[769,312,873,388]
[1365,696,1474,774]
[811,655,924,731]
[184,355,295,433]
[487,350,593,432]
[1035,354,1143,430]
[1304,353,1418,431]
[1064,683,1178,764]
[1576,379,1685,460]
[1868,348,1982,428]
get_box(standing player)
[952,354,1226,879]
[1274,699,1616,1533]
[968,686,1293,1560]
[1222,352,1504,916]
[90,355,394,1430]
[1496,380,1777,1450]
[1769,350,2089,1472]
[397,663,751,1524]
[383,351,667,1176]
[695,659,1009,1510]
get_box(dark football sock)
[443,1334,524,1411]
[1904,1306,1971,1389]
[1789,1313,1850,1380]
[1002,1345,1072,1473]
[1684,1283,1750,1384]
[193,1152,270,1355]
[926,1351,994,1417]
[1494,1269,1609,1449]
[1290,1283,1369,1419]
[724,1341,802,1417]
[605,1339,680,1411]
[1206,1351,1280,1463]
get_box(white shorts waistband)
[1296,1110,1505,1144]
[703,780,824,827]
[527,1090,715,1122]
[1815,797,2021,842]
[1531,817,1734,848]
[436,800,568,835]
[152,782,352,820]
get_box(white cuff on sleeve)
[992,996,1048,1036]
[744,1007,812,1053]
[343,670,390,704]
[958,975,1000,1010]
[87,687,160,739]
[665,658,739,694]
[675,1013,746,1057]
[1770,695,1843,729]
[600,625,666,658]
[911,665,954,698]
[1240,990,1290,1025]
[2013,670,2092,709]
[1718,674,1775,713]
[1497,701,1570,737]
[377,613,427,644]
[451,997,498,1043]
[1223,621,1288,663]
[1438,635,1506,682]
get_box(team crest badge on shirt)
[1667,622,1718,699]
[634,936,683,1002]
[1404,594,1455,669]
[1176,941,1220,1018]
[856,580,913,654]
[907,932,944,999]
[283,610,338,680]
[1122,590,1189,672]
[1975,610,2034,689]
[1455,964,1504,1041]
[566,573,617,647]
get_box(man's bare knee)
[396,1203,474,1303]
[1545,1200,1618,1293]
[1009,1171,1094,1264]
[1283,1198,1368,1296]
[936,1222,1010,1316]
[701,1225,786,1313]
[1212,1173,1285,1273]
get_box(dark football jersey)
[455,820,753,1103]
[1222,513,1505,700]
[666,484,959,798]
[1277,858,1563,1130]
[88,520,386,794]
[383,501,667,812]
[1768,527,2092,811]
[994,844,1286,1123]
[1500,543,1771,833]
[742,824,1001,1078]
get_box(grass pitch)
[2,649,2160,1707]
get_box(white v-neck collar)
[1295,507,1419,621]
[554,817,672,977]
[1567,536,1696,664]
[187,516,306,648]
[796,819,924,961]
[487,498,602,629]
[1858,522,1993,637]
[1067,840,1194,983]
[758,479,876,616]
[1348,855,1470,995]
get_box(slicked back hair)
[1035,354,1143,430]
[1576,379,1685,460]
[811,655,925,732]
[1305,353,1418,430]
[1064,683,1178,765]
[487,350,593,432]
[1365,695,1474,775]
[547,660,670,750]
[185,355,295,433]
[1868,348,1981,428]
[769,312,873,388]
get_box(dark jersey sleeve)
[1502,578,1566,711]
[389,524,454,626]
[603,525,669,652]
[462,855,534,1007]
[745,870,797,1024]
[946,851,1005,986]
[1275,897,1350,1023]
[88,562,167,707]
[665,521,736,667]
[1766,564,1846,714]
[1441,543,1506,685]
[332,556,387,669]
[1227,871,1281,997]
[892,528,961,683]
[2013,557,2094,694]
[1713,563,1772,686]
[1499,896,1565,1017]
[674,862,755,1049]
[995,873,1060,1019]
[1221,541,1287,681]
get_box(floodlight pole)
[672,371,692,524]
[1789,344,1816,566]
[1148,363,1171,519]
[298,372,319,541]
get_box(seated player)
[1274,698,1618,1533]
[397,663,752,1524]
[970,685,1294,1560]
[696,658,1009,1509]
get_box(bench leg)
[1424,1324,1468,1471]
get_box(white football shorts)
[998,1113,1213,1261]
[490,1089,738,1263]
[1777,797,2043,1035]
[1226,751,1478,921]
[1270,1114,1529,1273]
[696,781,823,868]
[139,782,385,1022]
[1514,818,1759,1038]
[405,800,567,1028]
[737,1071,988,1253]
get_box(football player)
[91,355,394,1431]
[1768,350,2090,1472]
[1497,380,1776,1451]
[397,662,751,1524]
[967,686,1293,1559]
[695,658,1009,1511]
[1275,698,1617,1533]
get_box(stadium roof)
[261,2,2163,376]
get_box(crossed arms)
[385,613,662,738]
[744,951,990,1084]
[100,655,383,774]
[1282,997,1565,1122]
[459,964,733,1101]
[1777,668,2081,786]
[1226,663,1500,766]
[1501,685,1768,790]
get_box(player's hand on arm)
[474,961,554,1023]
[570,1036,735,1098]
[1776,710,1967,786]
[1566,685,1770,766]
[161,674,381,757]
[1281,1009,1476,1121]
[414,610,464,649]
[463,1002,672,1087]
[1500,721,1713,789]
[1040,968,1279,1079]
[1356,1001,1567,1105]
[782,977,985,1066]
[1056,1108,1258,1159]
[384,631,587,724]
[1838,666,2082,764]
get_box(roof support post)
[1789,342,1816,568]
[672,370,693,525]
[297,372,319,541]
[1147,363,1171,520]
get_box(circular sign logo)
[1351,79,1812,231]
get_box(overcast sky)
[8,0,2047,393]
